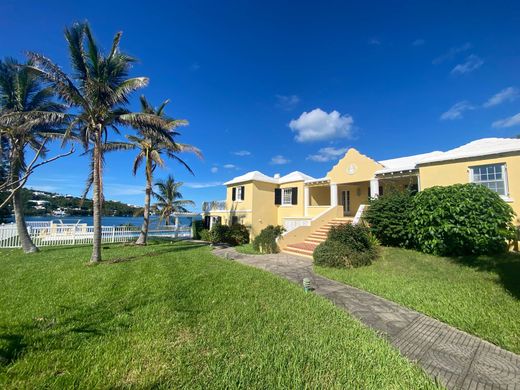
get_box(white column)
[330,183,338,206]
[304,186,310,216]
[370,178,379,198]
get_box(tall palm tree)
[0,58,67,253]
[129,96,201,245]
[27,22,169,263]
[153,176,194,226]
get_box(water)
[22,215,199,228]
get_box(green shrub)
[253,225,285,254]
[199,229,211,242]
[193,220,205,239]
[228,224,250,245]
[409,184,515,256]
[313,240,377,268]
[364,190,414,247]
[208,224,231,245]
[314,223,380,268]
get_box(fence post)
[112,226,116,243]
[72,226,76,245]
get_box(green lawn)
[0,241,438,389]
[235,243,261,255]
[315,247,520,354]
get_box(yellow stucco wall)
[306,206,330,218]
[419,154,520,222]
[337,183,370,216]
[327,148,383,184]
[276,181,305,225]
[251,181,279,237]
[309,186,330,205]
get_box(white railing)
[282,217,312,233]
[0,223,192,249]
[202,200,227,212]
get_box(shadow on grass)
[106,242,208,264]
[450,252,520,299]
[0,333,26,366]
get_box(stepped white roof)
[224,170,315,185]
[418,138,520,165]
[376,151,443,174]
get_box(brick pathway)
[212,246,520,390]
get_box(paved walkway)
[212,246,520,390]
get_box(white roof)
[376,151,444,174]
[224,170,315,186]
[418,138,520,165]
[305,176,330,184]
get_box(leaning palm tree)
[153,176,194,226]
[27,22,169,263]
[0,58,68,253]
[129,96,201,245]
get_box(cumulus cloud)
[433,42,472,64]
[289,108,354,142]
[492,113,520,128]
[223,164,237,169]
[270,155,290,165]
[440,101,475,120]
[307,147,348,162]
[210,166,218,173]
[184,181,223,189]
[233,150,251,156]
[483,87,519,108]
[276,94,300,110]
[451,54,483,75]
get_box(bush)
[314,223,380,268]
[409,184,515,256]
[253,225,285,254]
[228,224,250,246]
[193,220,205,239]
[208,224,231,245]
[364,190,414,247]
[199,229,211,242]
[313,240,376,268]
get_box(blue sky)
[1,1,520,208]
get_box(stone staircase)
[282,217,353,258]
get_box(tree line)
[0,21,201,262]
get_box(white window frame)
[281,188,293,206]
[235,186,243,202]
[469,163,511,201]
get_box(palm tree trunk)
[136,160,152,245]
[90,139,102,263]
[13,186,38,253]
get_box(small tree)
[153,176,194,225]
[409,184,515,256]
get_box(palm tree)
[129,96,201,245]
[0,58,67,253]
[153,176,194,226]
[27,22,169,263]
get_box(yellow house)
[203,138,520,257]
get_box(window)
[470,163,508,197]
[236,186,243,201]
[232,186,245,201]
[282,188,292,205]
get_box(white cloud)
[289,108,354,142]
[270,155,290,165]
[440,101,475,120]
[233,150,251,156]
[433,42,472,64]
[276,94,300,110]
[483,87,519,108]
[412,39,425,46]
[210,166,218,173]
[492,113,520,128]
[184,181,223,189]
[223,164,237,169]
[451,54,483,75]
[307,147,348,162]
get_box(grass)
[0,240,438,389]
[315,247,520,354]
[235,243,261,255]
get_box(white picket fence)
[0,221,192,249]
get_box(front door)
[342,190,350,216]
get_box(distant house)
[203,138,520,256]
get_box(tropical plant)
[128,96,201,245]
[409,184,516,256]
[153,175,194,225]
[0,58,69,253]
[27,22,168,262]
[253,225,285,253]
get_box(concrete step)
[282,247,314,259]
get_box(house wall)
[419,154,520,222]
[251,181,278,237]
[309,186,330,205]
[276,181,306,225]
[327,148,383,184]
[337,183,370,216]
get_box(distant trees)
[153,176,194,225]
